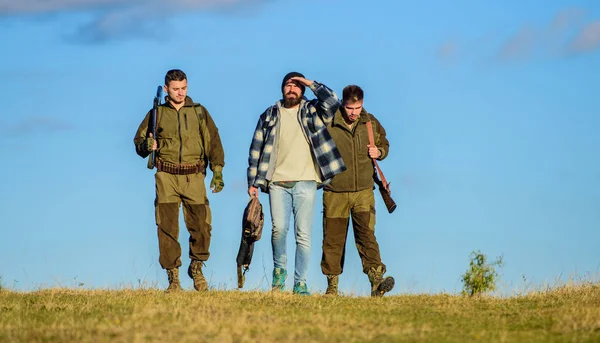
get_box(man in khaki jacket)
[134,69,225,292]
[321,85,395,296]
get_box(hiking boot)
[368,266,395,297]
[293,282,311,296]
[325,275,339,295]
[272,268,287,291]
[166,268,182,293]
[187,260,208,292]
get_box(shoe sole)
[375,276,395,296]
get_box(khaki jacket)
[134,96,225,171]
[324,108,389,192]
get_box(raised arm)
[290,76,340,123]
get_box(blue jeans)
[268,181,317,285]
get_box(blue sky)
[1,0,599,296]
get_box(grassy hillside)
[1,283,599,342]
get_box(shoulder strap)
[191,105,210,163]
[366,120,391,194]
[192,105,206,134]
[192,104,204,120]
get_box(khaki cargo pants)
[155,171,212,270]
[321,189,386,276]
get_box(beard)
[341,108,360,125]
[283,92,302,108]
[167,95,185,105]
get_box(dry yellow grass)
[1,283,599,342]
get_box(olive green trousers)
[155,171,212,270]
[321,189,386,275]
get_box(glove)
[210,171,224,193]
[143,137,156,154]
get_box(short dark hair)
[165,69,187,86]
[342,85,364,103]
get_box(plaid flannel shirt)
[247,81,346,192]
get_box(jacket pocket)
[357,131,368,155]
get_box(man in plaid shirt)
[247,72,346,295]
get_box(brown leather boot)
[368,266,395,297]
[166,268,182,293]
[188,260,208,292]
[325,275,339,295]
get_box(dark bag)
[236,196,264,288]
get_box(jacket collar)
[163,96,197,109]
[333,107,369,128]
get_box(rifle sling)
[365,121,391,194]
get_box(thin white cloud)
[9,116,74,135]
[498,27,536,61]
[551,8,585,30]
[0,0,246,13]
[0,0,123,13]
[67,6,164,43]
[437,41,458,62]
[570,20,600,53]
[1,0,268,42]
[438,7,599,65]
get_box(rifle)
[374,171,397,213]
[366,120,397,214]
[147,86,163,169]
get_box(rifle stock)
[375,175,397,213]
[147,86,163,169]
